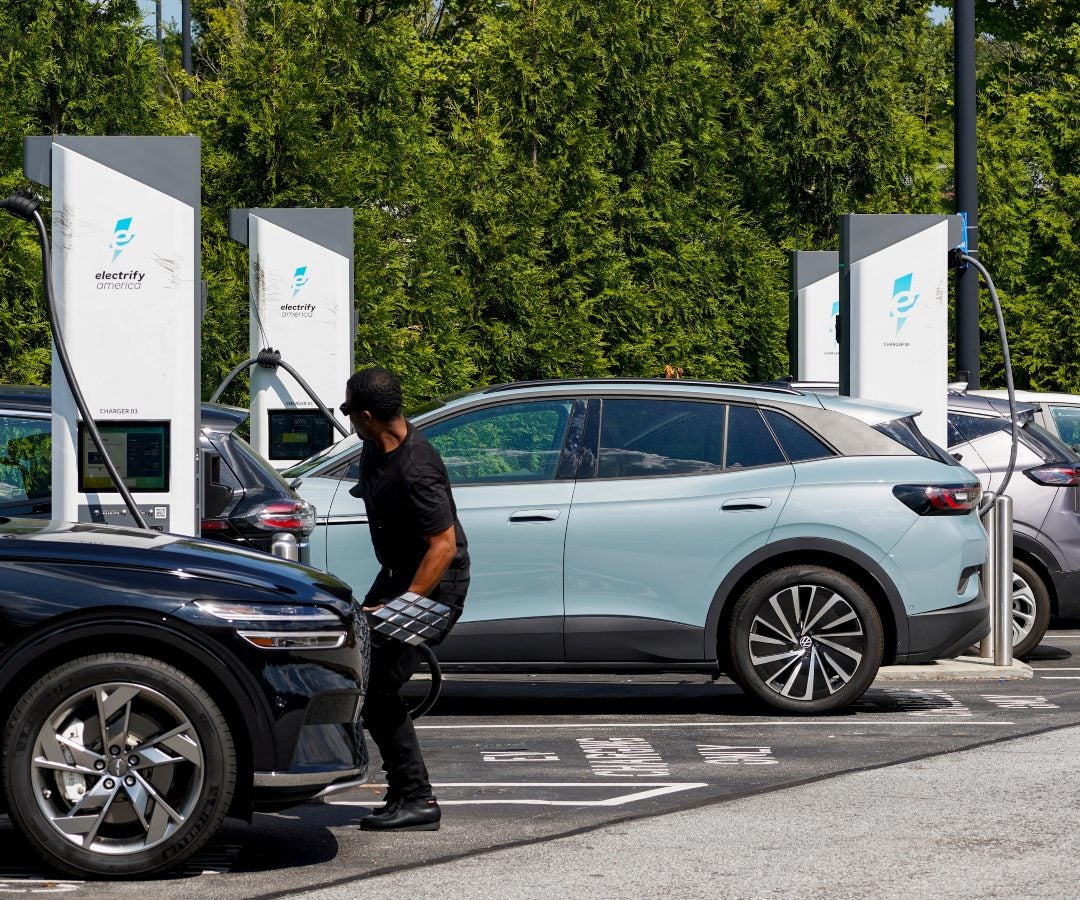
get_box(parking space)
[3,629,1080,897]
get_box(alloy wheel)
[30,682,204,855]
[1012,573,1038,647]
[747,583,866,702]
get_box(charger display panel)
[78,421,170,493]
[268,409,335,461]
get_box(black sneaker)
[360,797,441,831]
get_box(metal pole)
[181,0,192,102]
[993,495,1014,666]
[954,0,981,388]
[978,494,997,659]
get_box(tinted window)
[761,410,834,462]
[425,400,574,484]
[950,413,1010,444]
[597,399,724,478]
[0,416,51,509]
[1048,405,1080,449]
[875,416,957,464]
[1021,420,1080,463]
[725,406,786,469]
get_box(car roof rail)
[480,378,805,396]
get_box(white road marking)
[698,745,778,765]
[1038,676,1080,680]
[482,751,560,762]
[577,737,669,777]
[417,720,1015,729]
[327,782,707,807]
[882,688,972,717]
[981,694,1058,709]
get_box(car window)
[0,416,51,508]
[424,400,574,484]
[597,398,725,478]
[725,405,786,469]
[760,410,835,462]
[949,412,1010,444]
[1048,405,1080,449]
[1021,420,1080,463]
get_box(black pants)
[362,570,468,802]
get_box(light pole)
[181,0,191,101]
[954,0,980,388]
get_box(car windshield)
[282,434,360,478]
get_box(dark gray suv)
[946,391,1080,655]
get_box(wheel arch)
[0,613,267,820]
[706,538,906,668]
[1012,534,1059,616]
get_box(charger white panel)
[840,215,950,447]
[230,208,354,468]
[25,136,201,534]
[790,251,840,382]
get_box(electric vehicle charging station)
[228,208,355,469]
[23,136,202,535]
[838,214,965,448]
[789,251,840,382]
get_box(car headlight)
[192,601,347,650]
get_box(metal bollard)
[978,494,1013,666]
[270,532,299,562]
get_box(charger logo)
[829,299,839,340]
[110,217,135,262]
[889,273,919,335]
[292,266,309,297]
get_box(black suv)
[0,516,369,878]
[0,385,315,558]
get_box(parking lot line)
[416,720,1016,729]
[327,782,709,807]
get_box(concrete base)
[875,654,1032,683]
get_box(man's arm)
[407,523,458,597]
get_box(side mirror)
[951,452,964,462]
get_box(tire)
[727,566,884,714]
[2,653,236,879]
[1011,558,1051,658]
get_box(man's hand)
[361,603,385,613]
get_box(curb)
[874,655,1033,683]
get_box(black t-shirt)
[356,423,469,585]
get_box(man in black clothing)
[342,367,469,832]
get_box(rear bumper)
[898,595,990,663]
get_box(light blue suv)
[286,380,988,713]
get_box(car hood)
[0,517,355,604]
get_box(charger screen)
[78,421,170,493]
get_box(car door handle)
[509,509,562,523]
[721,498,773,511]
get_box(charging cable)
[1,189,150,529]
[209,349,349,438]
[950,248,1019,505]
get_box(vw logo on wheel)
[800,636,813,649]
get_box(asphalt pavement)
[3,629,1080,898]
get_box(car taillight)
[892,483,982,516]
[246,500,316,535]
[1024,465,1080,487]
[200,518,230,532]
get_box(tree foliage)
[0,0,1078,404]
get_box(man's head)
[344,367,403,439]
